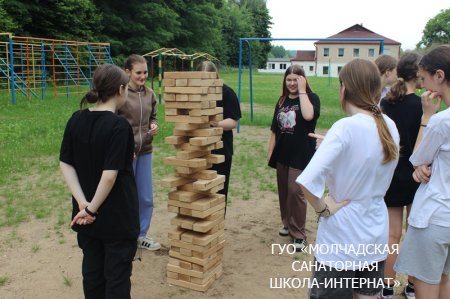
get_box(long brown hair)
[277,65,312,107]
[384,52,421,103]
[80,64,128,109]
[339,59,398,164]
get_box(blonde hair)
[339,59,398,164]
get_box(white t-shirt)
[408,107,450,228]
[296,113,399,270]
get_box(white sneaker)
[138,236,161,251]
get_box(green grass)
[0,70,344,229]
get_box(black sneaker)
[293,239,307,252]
[278,227,289,237]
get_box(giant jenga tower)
[161,71,226,292]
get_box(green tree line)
[0,0,272,67]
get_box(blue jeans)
[133,153,153,238]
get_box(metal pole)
[158,51,162,104]
[8,34,16,104]
[245,40,254,123]
[237,39,243,133]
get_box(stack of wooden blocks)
[161,71,226,292]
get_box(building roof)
[291,50,316,62]
[267,57,291,62]
[315,24,401,45]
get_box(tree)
[0,0,18,32]
[271,45,286,58]
[417,8,450,48]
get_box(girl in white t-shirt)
[296,59,400,299]
[394,45,450,299]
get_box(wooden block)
[169,190,205,202]
[160,175,196,188]
[176,150,209,160]
[192,175,225,191]
[189,107,223,117]
[168,257,181,266]
[171,215,197,230]
[180,247,193,257]
[164,71,217,79]
[180,260,192,270]
[187,79,223,87]
[174,142,217,152]
[169,248,224,269]
[175,79,188,86]
[177,170,217,180]
[188,94,222,102]
[176,164,212,175]
[192,215,223,233]
[205,154,225,165]
[165,135,189,145]
[165,86,209,94]
[165,108,181,116]
[175,123,209,130]
[215,141,223,149]
[167,271,179,279]
[190,136,222,146]
[191,202,226,219]
[168,205,179,213]
[165,115,209,124]
[168,199,210,211]
[181,229,223,247]
[167,275,215,292]
[177,183,223,195]
[179,207,193,216]
[165,101,210,109]
[162,78,175,87]
[188,127,223,137]
[168,227,185,240]
[205,209,226,221]
[176,94,189,101]
[164,93,176,101]
[164,156,207,168]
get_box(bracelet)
[420,124,427,127]
[316,204,331,222]
[85,206,98,217]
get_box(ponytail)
[369,105,398,164]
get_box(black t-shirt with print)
[270,93,320,170]
[60,109,139,239]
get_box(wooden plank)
[177,170,217,180]
[190,136,222,146]
[167,275,215,292]
[175,123,209,130]
[174,142,217,152]
[188,127,222,137]
[168,198,211,211]
[181,230,223,247]
[162,78,175,87]
[164,156,207,168]
[191,202,226,219]
[187,79,223,87]
[165,101,210,109]
[192,175,225,191]
[176,150,209,160]
[177,183,224,195]
[175,94,189,101]
[175,79,188,87]
[188,93,222,102]
[164,86,209,94]
[165,135,189,145]
[176,164,212,175]
[165,115,209,124]
[164,71,217,79]
[168,190,204,202]
[168,205,179,213]
[205,154,225,165]
[160,176,196,188]
[169,248,224,268]
[209,114,223,122]
[189,107,223,117]
[164,93,176,101]
[168,226,185,240]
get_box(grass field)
[0,69,344,229]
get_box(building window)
[338,66,342,74]
[280,63,287,70]
[323,48,329,57]
[338,48,344,57]
[368,49,375,57]
[309,66,314,72]
[269,63,275,69]
[323,66,329,75]
[353,48,360,57]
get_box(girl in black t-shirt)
[59,64,139,299]
[267,65,320,252]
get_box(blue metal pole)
[8,35,16,105]
[245,40,254,123]
[237,39,243,133]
